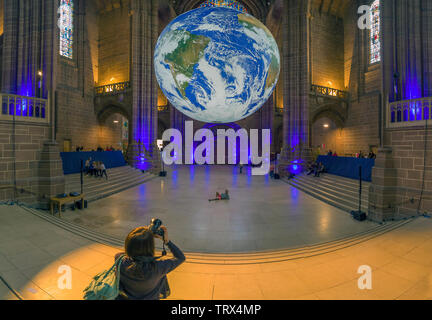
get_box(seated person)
[269,164,275,178]
[307,161,317,175]
[220,190,230,200]
[314,162,325,177]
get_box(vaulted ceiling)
[310,0,352,18]
[95,0,130,13]
[172,0,276,21]
[94,0,352,19]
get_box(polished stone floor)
[1,205,431,300]
[62,165,378,253]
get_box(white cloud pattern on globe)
[154,7,281,123]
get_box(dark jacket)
[115,241,186,300]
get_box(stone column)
[261,95,274,140]
[128,0,160,172]
[278,0,312,175]
[37,141,65,209]
[368,147,398,222]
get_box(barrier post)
[359,166,362,213]
[80,160,84,195]
[80,160,84,209]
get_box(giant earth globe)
[154,6,280,123]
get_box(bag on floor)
[83,254,125,300]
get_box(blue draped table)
[316,155,375,182]
[60,151,127,175]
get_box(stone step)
[291,175,369,206]
[60,165,157,206]
[85,175,155,202]
[65,171,152,193]
[298,174,370,194]
[23,206,413,265]
[286,177,368,213]
[291,175,368,202]
[65,166,141,184]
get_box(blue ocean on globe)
[154,7,281,123]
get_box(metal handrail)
[95,81,131,96]
[310,84,349,100]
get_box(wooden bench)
[50,194,86,217]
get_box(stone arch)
[311,104,346,129]
[96,102,133,149]
[97,103,131,125]
[310,104,346,155]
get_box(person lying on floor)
[209,190,230,202]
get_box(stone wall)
[55,0,103,151]
[342,94,380,156]
[86,0,100,84]
[98,6,131,86]
[343,2,355,89]
[310,9,345,90]
[0,121,51,204]
[387,128,432,216]
[0,0,3,35]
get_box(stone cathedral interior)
[0,0,431,303]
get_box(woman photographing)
[115,225,186,300]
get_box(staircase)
[64,166,156,202]
[284,173,370,214]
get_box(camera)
[149,218,164,238]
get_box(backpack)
[83,254,125,300]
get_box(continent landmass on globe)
[164,30,211,99]
[238,13,280,90]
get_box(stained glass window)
[59,0,74,59]
[199,0,248,14]
[370,0,380,64]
